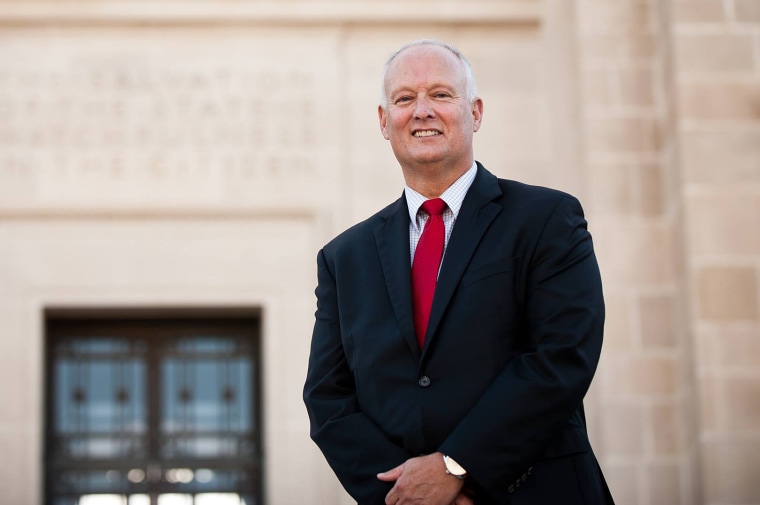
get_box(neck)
[403,160,472,199]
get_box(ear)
[471,98,483,133]
[378,105,390,140]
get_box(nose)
[413,96,435,119]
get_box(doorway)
[45,312,263,505]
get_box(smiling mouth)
[413,130,441,137]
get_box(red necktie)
[412,198,447,348]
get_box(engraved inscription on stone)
[0,47,327,209]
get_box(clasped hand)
[377,452,473,505]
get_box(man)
[303,39,614,505]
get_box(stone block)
[721,376,760,432]
[594,221,677,286]
[604,462,641,505]
[696,266,758,321]
[586,116,660,154]
[578,0,651,34]
[0,314,25,426]
[695,329,720,368]
[586,163,635,215]
[650,403,679,455]
[600,403,646,455]
[585,161,664,217]
[617,66,655,107]
[581,33,657,61]
[687,193,760,255]
[603,292,634,351]
[675,33,755,73]
[702,438,760,503]
[679,80,760,120]
[697,327,760,369]
[0,432,23,505]
[648,461,682,505]
[463,34,544,95]
[635,356,679,396]
[605,355,678,397]
[735,0,760,22]
[638,163,665,216]
[698,375,719,431]
[672,0,727,23]
[582,67,616,109]
[639,294,677,348]
[680,129,760,185]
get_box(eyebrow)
[390,83,457,97]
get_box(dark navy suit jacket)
[303,163,614,504]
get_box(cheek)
[388,110,411,128]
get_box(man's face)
[379,45,482,176]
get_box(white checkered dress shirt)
[405,161,478,267]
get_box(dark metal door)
[45,316,262,505]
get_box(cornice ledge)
[0,1,543,25]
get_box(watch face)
[444,455,466,476]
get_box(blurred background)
[0,0,758,504]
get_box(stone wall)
[577,1,760,504]
[673,0,760,503]
[576,1,696,504]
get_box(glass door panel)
[46,316,262,505]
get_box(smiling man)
[304,40,614,505]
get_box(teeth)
[414,130,440,137]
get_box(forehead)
[385,45,465,89]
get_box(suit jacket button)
[508,485,515,493]
[418,376,431,388]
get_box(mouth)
[412,129,442,138]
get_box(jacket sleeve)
[438,195,606,502]
[303,248,412,505]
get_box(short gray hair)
[380,39,479,109]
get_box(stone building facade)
[0,1,757,504]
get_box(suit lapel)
[374,195,420,358]
[422,164,503,354]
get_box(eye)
[394,96,413,104]
[434,92,452,99]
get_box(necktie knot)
[421,198,446,217]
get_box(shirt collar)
[404,161,478,229]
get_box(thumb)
[377,463,404,482]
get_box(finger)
[452,493,474,505]
[385,491,403,505]
[377,464,404,482]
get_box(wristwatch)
[443,455,467,480]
